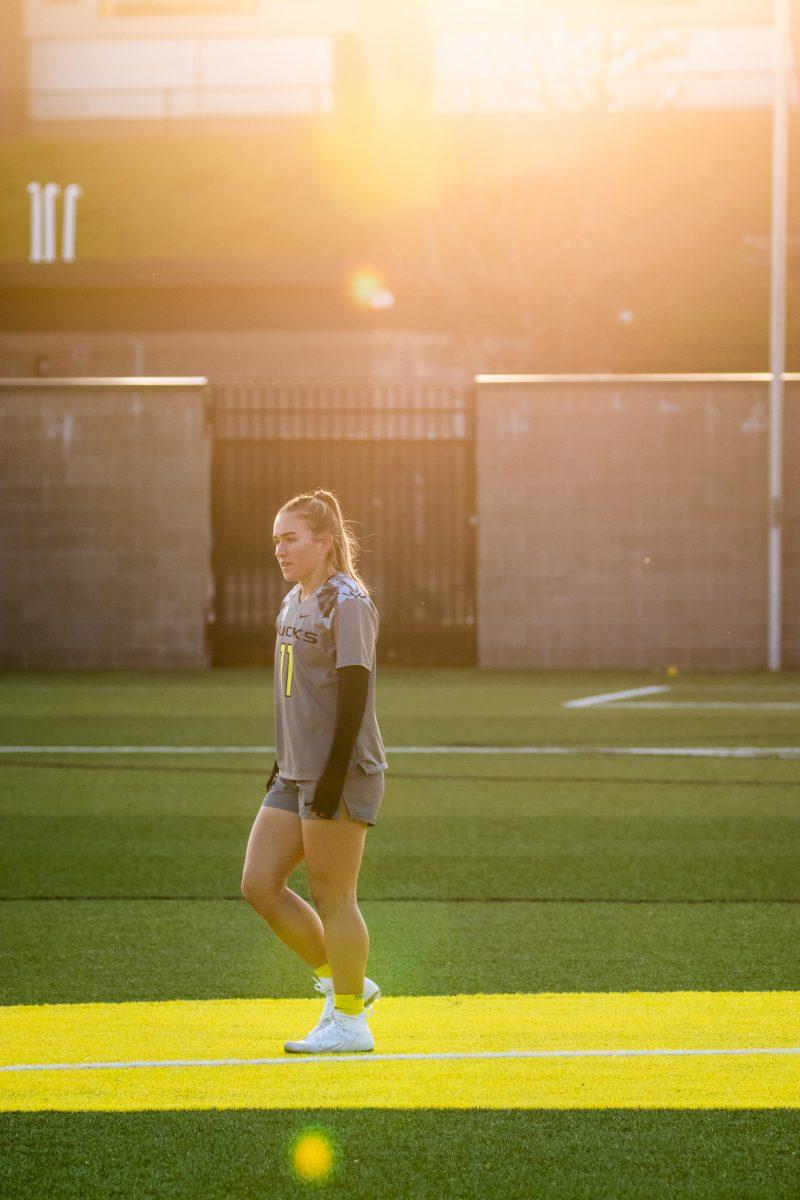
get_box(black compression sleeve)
[320,665,370,780]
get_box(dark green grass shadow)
[2,1109,799,1200]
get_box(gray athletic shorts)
[261,765,385,827]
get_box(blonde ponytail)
[279,488,372,598]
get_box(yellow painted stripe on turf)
[1,991,797,1112]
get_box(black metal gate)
[208,382,476,666]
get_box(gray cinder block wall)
[475,377,799,670]
[1,373,796,670]
[786,386,800,664]
[0,381,210,667]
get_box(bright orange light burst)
[348,268,395,310]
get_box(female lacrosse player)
[241,488,388,1054]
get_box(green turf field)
[1,668,798,1198]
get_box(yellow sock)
[334,991,364,1016]
[313,961,332,979]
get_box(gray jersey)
[273,571,388,780]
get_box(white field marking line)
[563,686,670,708]
[665,685,800,694]
[0,686,237,696]
[3,1047,800,1073]
[2,683,799,695]
[605,702,800,710]
[2,746,800,759]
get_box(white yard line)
[563,686,670,708]
[644,685,800,693]
[2,1046,798,1073]
[2,687,799,697]
[608,702,800,710]
[1,745,800,759]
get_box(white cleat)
[284,1008,375,1054]
[300,974,382,1041]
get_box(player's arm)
[311,665,370,819]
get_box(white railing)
[475,373,798,384]
[0,377,209,387]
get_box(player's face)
[273,512,332,583]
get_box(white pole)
[26,182,42,263]
[42,183,60,264]
[768,0,790,671]
[61,184,83,262]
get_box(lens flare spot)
[348,269,395,310]
[291,1129,335,1184]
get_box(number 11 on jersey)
[279,642,294,696]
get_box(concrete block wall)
[0,382,211,667]
[1,369,796,671]
[786,386,800,664]
[475,378,799,670]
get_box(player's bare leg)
[241,806,327,967]
[302,810,370,995]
